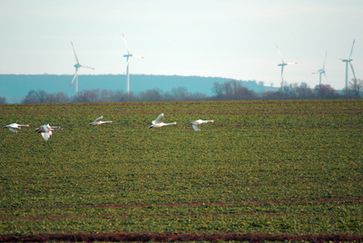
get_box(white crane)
[89,116,113,125]
[191,119,214,131]
[341,39,357,95]
[3,123,29,133]
[275,44,297,90]
[35,124,60,141]
[149,113,177,128]
[70,42,95,96]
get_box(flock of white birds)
[3,113,214,141]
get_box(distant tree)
[262,91,284,99]
[22,90,48,104]
[73,90,99,103]
[22,90,69,104]
[294,82,314,99]
[47,92,69,103]
[189,92,207,100]
[348,78,363,98]
[72,89,129,103]
[99,90,127,102]
[170,87,190,100]
[138,89,163,101]
[314,84,339,99]
[213,81,257,100]
[0,96,6,104]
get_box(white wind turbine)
[70,42,95,96]
[275,45,297,90]
[341,39,357,95]
[122,33,143,98]
[313,51,328,87]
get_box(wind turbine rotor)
[71,71,78,85]
[80,65,95,70]
[122,33,130,53]
[323,51,327,70]
[275,44,285,63]
[349,63,357,82]
[70,42,80,64]
[349,39,356,59]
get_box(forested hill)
[0,74,273,103]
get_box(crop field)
[0,100,362,241]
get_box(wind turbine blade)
[81,65,95,70]
[71,71,78,85]
[287,62,297,65]
[323,51,327,70]
[349,39,355,59]
[274,44,285,62]
[349,63,357,82]
[122,33,129,52]
[71,42,80,64]
[324,72,328,83]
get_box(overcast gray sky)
[0,0,362,89]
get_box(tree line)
[0,79,362,104]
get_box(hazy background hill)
[0,74,274,103]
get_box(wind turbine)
[313,51,328,87]
[275,44,297,90]
[122,34,143,99]
[70,42,95,96]
[341,39,357,95]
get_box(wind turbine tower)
[341,39,357,95]
[121,34,144,99]
[275,45,297,91]
[313,51,327,87]
[122,34,133,98]
[70,42,95,96]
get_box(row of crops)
[0,100,362,236]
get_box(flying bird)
[149,113,177,128]
[89,116,113,125]
[35,124,60,141]
[3,123,29,133]
[191,119,214,131]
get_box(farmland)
[0,100,362,241]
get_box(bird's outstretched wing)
[8,127,18,133]
[94,116,104,122]
[192,123,201,131]
[41,132,51,141]
[153,113,164,124]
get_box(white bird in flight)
[191,119,214,131]
[149,113,177,128]
[89,116,113,126]
[3,123,29,133]
[35,124,60,141]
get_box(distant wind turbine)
[341,39,357,95]
[313,51,328,87]
[121,33,143,98]
[70,42,95,96]
[275,44,297,90]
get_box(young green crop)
[0,100,362,235]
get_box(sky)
[0,0,362,89]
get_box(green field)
[0,100,362,239]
